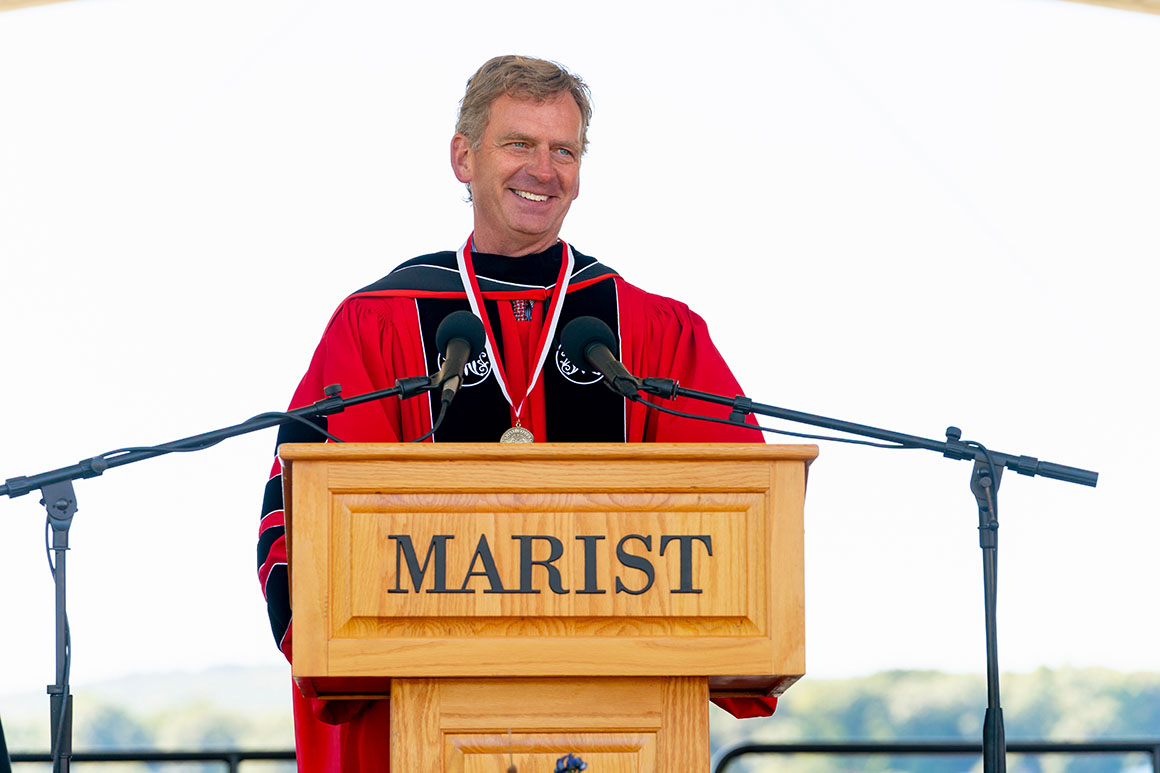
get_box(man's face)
[451,92,582,256]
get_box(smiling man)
[258,55,769,772]
[451,89,583,256]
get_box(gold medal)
[500,424,534,444]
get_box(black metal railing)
[9,749,295,771]
[9,740,1160,771]
[713,739,1160,773]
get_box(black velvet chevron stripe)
[264,565,290,649]
[260,475,284,524]
[256,521,284,565]
[258,415,329,650]
[258,416,329,526]
[353,245,617,296]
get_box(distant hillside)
[75,664,292,715]
[1,665,294,753]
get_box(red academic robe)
[257,243,774,771]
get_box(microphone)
[434,310,487,406]
[560,316,641,398]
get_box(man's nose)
[526,147,553,180]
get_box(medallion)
[457,234,575,442]
[500,425,535,444]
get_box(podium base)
[390,676,709,771]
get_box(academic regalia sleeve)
[257,298,428,656]
[257,297,430,753]
[295,296,432,444]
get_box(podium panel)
[391,676,705,771]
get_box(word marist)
[386,533,714,596]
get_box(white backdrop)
[1,0,1157,697]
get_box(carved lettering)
[659,535,712,593]
[388,534,469,594]
[383,532,713,596]
[614,534,655,595]
[574,535,607,595]
[460,534,507,593]
[514,535,566,594]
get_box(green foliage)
[712,668,1160,773]
[80,703,154,749]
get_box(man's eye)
[556,147,575,158]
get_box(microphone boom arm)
[0,379,438,500]
[639,380,1097,488]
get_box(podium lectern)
[280,443,815,770]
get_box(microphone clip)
[640,377,678,399]
[728,395,753,424]
[396,376,435,401]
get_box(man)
[258,55,771,772]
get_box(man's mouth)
[512,189,549,202]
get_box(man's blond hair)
[456,55,592,154]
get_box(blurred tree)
[79,704,153,750]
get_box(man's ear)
[450,134,473,184]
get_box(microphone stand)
[0,377,435,772]
[635,377,1098,773]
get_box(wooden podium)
[280,443,815,770]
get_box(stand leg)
[1,710,13,773]
[41,481,77,773]
[971,461,1006,773]
[48,690,72,773]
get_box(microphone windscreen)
[560,316,618,367]
[435,311,486,360]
